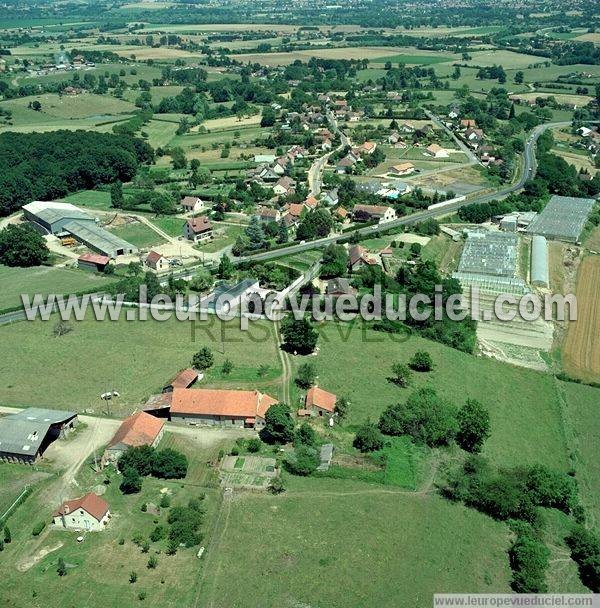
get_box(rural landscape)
[0,0,599,606]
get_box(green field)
[61,190,113,211]
[0,316,282,413]
[302,322,571,471]
[194,223,245,254]
[106,222,166,249]
[0,434,228,608]
[201,477,512,608]
[0,264,114,312]
[372,53,454,65]
[150,216,185,238]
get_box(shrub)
[409,351,433,372]
[353,422,385,453]
[150,525,167,543]
[294,422,317,448]
[456,399,491,453]
[285,445,320,476]
[269,477,286,494]
[509,532,550,593]
[147,556,158,569]
[32,521,46,536]
[246,438,262,453]
[566,524,600,591]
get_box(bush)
[120,467,143,494]
[159,495,171,509]
[285,445,320,476]
[353,422,385,453]
[246,438,262,453]
[409,351,433,372]
[151,448,188,479]
[147,556,158,569]
[32,521,46,536]
[261,402,295,444]
[295,362,317,389]
[294,422,317,448]
[150,525,167,543]
[268,477,286,494]
[379,387,457,447]
[509,532,550,593]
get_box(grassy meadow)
[0,264,115,312]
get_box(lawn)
[303,322,571,470]
[201,478,511,608]
[150,216,185,238]
[107,222,166,249]
[0,444,225,608]
[194,223,245,254]
[0,264,115,312]
[61,190,113,211]
[0,316,282,413]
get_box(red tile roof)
[53,493,109,522]
[187,216,213,234]
[146,250,163,265]
[78,253,110,265]
[168,368,198,389]
[108,411,165,450]
[171,388,278,420]
[305,386,337,413]
[287,203,305,217]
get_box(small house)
[389,162,415,176]
[78,253,110,273]
[184,216,213,242]
[145,250,167,272]
[53,493,110,532]
[181,196,205,214]
[305,387,337,417]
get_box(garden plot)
[220,455,278,489]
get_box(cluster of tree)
[378,387,491,452]
[476,64,507,83]
[319,244,348,278]
[0,130,153,216]
[0,224,49,267]
[280,316,319,355]
[261,402,295,444]
[444,455,579,523]
[296,209,334,242]
[166,496,206,549]
[509,522,550,593]
[119,445,188,494]
[109,268,162,303]
[566,525,600,592]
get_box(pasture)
[303,322,570,470]
[0,264,114,312]
[562,256,600,382]
[0,444,226,608]
[0,316,282,413]
[200,480,512,608]
[106,221,166,249]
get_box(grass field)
[201,478,512,608]
[561,380,600,525]
[372,53,454,65]
[304,322,570,470]
[194,223,245,254]
[0,316,282,413]
[61,190,113,211]
[562,256,600,382]
[0,264,114,312]
[149,216,185,238]
[106,222,166,249]
[0,439,226,608]
[0,464,52,518]
[422,235,464,273]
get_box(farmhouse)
[0,408,78,464]
[181,196,205,213]
[255,206,281,223]
[353,204,397,224]
[145,250,168,272]
[336,156,356,173]
[169,388,278,429]
[184,216,213,242]
[305,387,337,417]
[53,493,110,532]
[103,411,165,465]
[78,253,110,273]
[326,278,357,296]
[389,162,415,176]
[348,244,379,272]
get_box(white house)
[181,196,205,213]
[184,216,213,242]
[53,493,110,532]
[145,250,168,272]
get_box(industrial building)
[23,200,138,258]
[0,408,78,464]
[530,235,549,288]
[456,231,519,278]
[527,195,596,243]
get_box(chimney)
[63,503,70,515]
